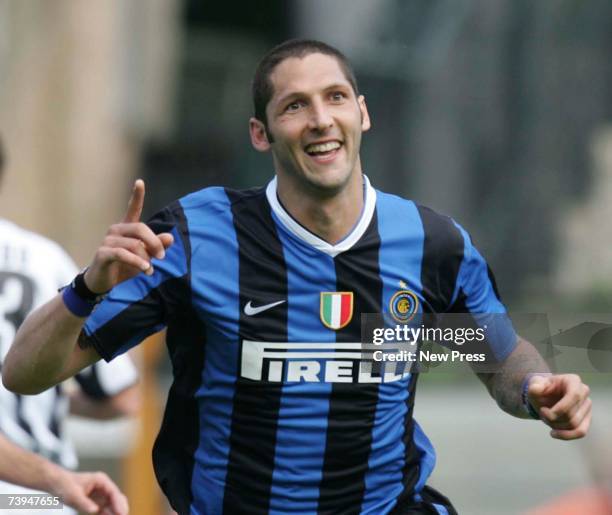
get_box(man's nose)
[308,100,333,131]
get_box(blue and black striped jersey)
[83,176,516,515]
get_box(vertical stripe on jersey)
[155,299,207,515]
[223,189,288,514]
[416,205,465,313]
[74,366,108,400]
[184,188,241,515]
[270,216,336,515]
[147,201,206,515]
[401,205,464,509]
[15,395,38,451]
[48,385,62,439]
[317,213,383,514]
[270,219,336,514]
[367,194,426,514]
[449,224,517,362]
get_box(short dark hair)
[252,39,359,126]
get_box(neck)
[276,172,364,245]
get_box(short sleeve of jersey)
[74,354,138,399]
[448,222,517,361]
[82,202,190,361]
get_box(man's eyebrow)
[323,82,352,92]
[275,91,304,107]
[275,83,352,107]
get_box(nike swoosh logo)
[244,300,286,316]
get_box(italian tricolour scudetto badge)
[320,292,354,330]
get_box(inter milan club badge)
[389,289,419,323]
[320,292,354,330]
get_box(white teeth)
[306,141,341,154]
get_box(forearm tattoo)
[480,337,550,418]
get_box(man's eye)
[285,101,302,112]
[330,92,346,101]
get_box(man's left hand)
[528,374,591,440]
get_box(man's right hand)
[84,179,174,294]
[49,468,129,515]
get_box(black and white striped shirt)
[0,219,137,470]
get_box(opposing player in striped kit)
[0,137,135,515]
[4,40,592,514]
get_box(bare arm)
[477,336,549,419]
[477,336,592,440]
[2,294,100,394]
[0,430,64,492]
[0,433,128,514]
[3,180,173,395]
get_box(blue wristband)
[62,285,96,317]
[521,373,546,420]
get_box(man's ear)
[358,95,371,132]
[249,118,271,152]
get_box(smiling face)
[250,52,371,197]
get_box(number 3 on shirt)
[0,272,34,358]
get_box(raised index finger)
[123,179,145,223]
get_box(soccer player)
[0,137,133,515]
[3,40,591,514]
